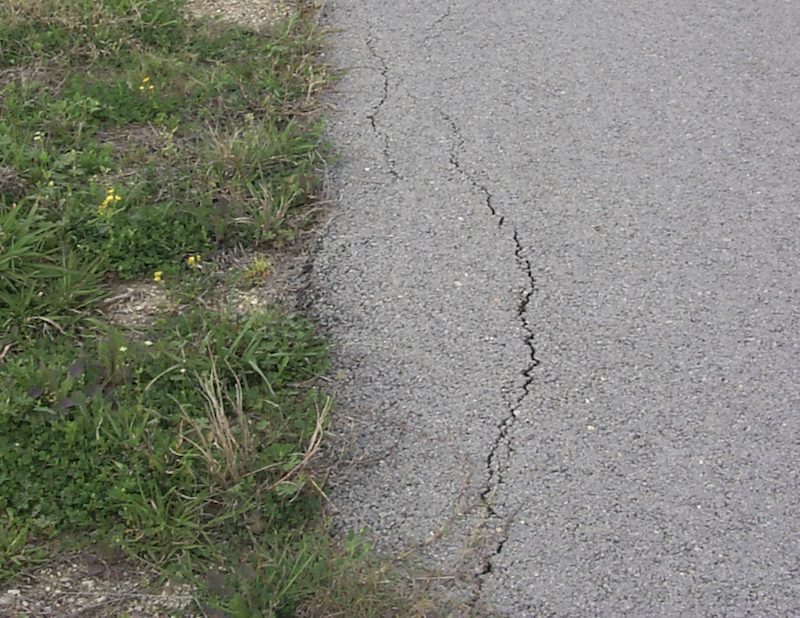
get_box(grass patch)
[0,1,424,615]
[1,0,324,286]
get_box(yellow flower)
[139,76,155,93]
[153,271,164,283]
[186,254,202,269]
[98,188,122,216]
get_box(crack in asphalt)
[514,230,539,405]
[438,110,539,605]
[364,38,402,181]
[441,114,502,224]
[427,0,456,32]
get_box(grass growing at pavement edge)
[0,1,417,614]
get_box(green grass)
[1,0,325,286]
[0,1,422,615]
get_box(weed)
[238,254,272,288]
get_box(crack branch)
[365,38,402,181]
[427,0,456,33]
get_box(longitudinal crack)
[438,109,538,606]
[365,38,401,180]
[514,230,539,405]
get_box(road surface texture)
[308,1,800,615]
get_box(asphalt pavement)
[309,1,800,615]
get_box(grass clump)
[0,203,107,339]
[0,1,420,615]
